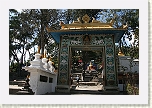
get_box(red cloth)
[78,60,82,62]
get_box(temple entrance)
[47,14,127,93]
[69,46,105,93]
[56,33,119,93]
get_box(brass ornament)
[37,46,40,54]
[82,14,90,23]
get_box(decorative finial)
[49,56,52,61]
[92,17,100,23]
[82,14,90,23]
[44,50,47,58]
[60,21,65,26]
[73,17,81,24]
[92,17,95,20]
[43,44,48,58]
[118,48,125,56]
[110,19,115,26]
[109,14,116,26]
[37,46,40,54]
[77,17,81,23]
[123,23,128,29]
[39,48,43,58]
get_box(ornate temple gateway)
[47,14,127,93]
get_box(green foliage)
[116,45,139,59]
[127,83,139,95]
[9,9,61,61]
[22,9,61,55]
[62,9,101,24]
[101,9,139,58]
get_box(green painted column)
[104,36,117,86]
[58,36,69,85]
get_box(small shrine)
[47,14,127,92]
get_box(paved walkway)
[75,85,103,91]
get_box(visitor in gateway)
[76,75,80,87]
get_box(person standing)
[76,75,80,87]
[70,74,73,85]
[82,70,85,81]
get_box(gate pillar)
[56,36,70,93]
[103,35,119,93]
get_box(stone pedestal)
[23,53,57,95]
[23,67,57,95]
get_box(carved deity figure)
[83,35,91,45]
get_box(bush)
[127,83,139,95]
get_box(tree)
[9,9,34,76]
[99,9,139,58]
[9,9,20,64]
[61,9,101,24]
[20,9,61,57]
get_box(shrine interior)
[70,47,105,84]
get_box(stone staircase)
[79,81,98,86]
[9,80,25,94]
[83,73,92,81]
[83,70,99,82]
[70,89,103,95]
[9,79,34,95]
[70,82,103,94]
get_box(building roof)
[46,14,127,43]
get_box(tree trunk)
[40,9,45,57]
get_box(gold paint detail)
[37,46,40,54]
[46,14,117,31]
[83,34,91,45]
[73,17,81,23]
[43,49,47,58]
[118,49,125,56]
[45,14,128,33]
[49,56,52,61]
[82,14,90,23]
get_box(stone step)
[84,75,92,77]
[70,89,103,94]
[18,83,26,87]
[79,82,98,86]
[83,77,92,82]
[9,88,21,94]
[16,88,34,95]
[9,80,26,85]
[9,85,24,94]
[9,81,34,95]
[16,90,31,95]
